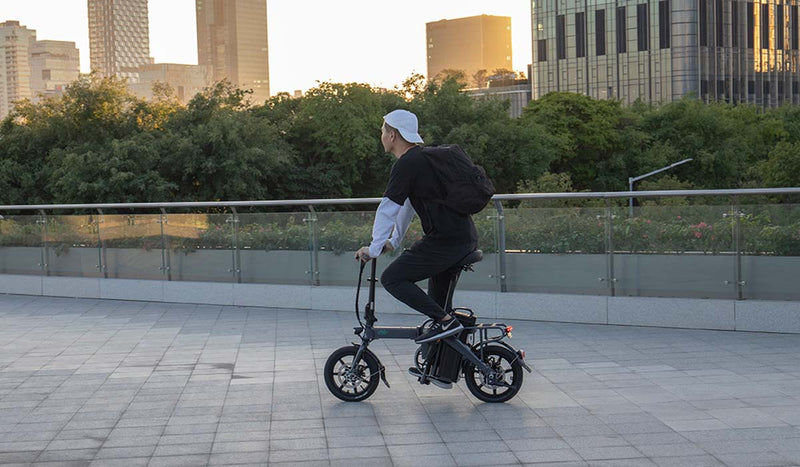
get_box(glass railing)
[1,188,798,301]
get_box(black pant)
[381,239,476,321]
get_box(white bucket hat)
[383,109,424,144]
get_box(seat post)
[443,270,462,313]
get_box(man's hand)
[355,246,371,262]
[355,241,394,263]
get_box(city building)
[426,15,513,83]
[30,40,80,101]
[196,0,270,103]
[88,0,152,81]
[0,21,37,119]
[130,63,208,103]
[466,71,532,118]
[531,0,800,107]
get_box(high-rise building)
[88,0,151,81]
[0,21,36,119]
[426,15,512,84]
[30,40,80,101]
[130,63,208,103]
[196,0,270,103]
[531,0,800,107]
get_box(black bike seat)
[454,250,483,269]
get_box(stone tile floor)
[2,294,800,466]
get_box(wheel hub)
[339,365,363,387]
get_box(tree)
[521,92,641,191]
[159,81,296,202]
[472,69,488,89]
[755,141,800,187]
[431,69,469,88]
[256,81,405,198]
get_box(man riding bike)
[355,109,478,344]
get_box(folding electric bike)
[323,250,532,403]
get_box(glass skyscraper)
[426,15,513,82]
[196,0,270,103]
[88,0,151,81]
[531,0,800,106]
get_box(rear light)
[518,349,526,360]
[505,326,513,333]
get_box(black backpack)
[421,144,496,215]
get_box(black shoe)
[414,317,463,344]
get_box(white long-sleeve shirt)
[368,197,416,258]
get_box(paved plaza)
[2,295,800,466]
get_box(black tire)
[324,346,381,402]
[464,345,523,403]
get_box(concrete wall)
[2,274,799,334]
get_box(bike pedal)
[408,367,431,385]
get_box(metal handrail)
[0,188,798,211]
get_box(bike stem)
[365,259,378,327]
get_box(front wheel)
[464,345,523,403]
[324,346,381,402]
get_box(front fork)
[351,338,390,388]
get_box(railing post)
[605,199,617,297]
[38,209,49,276]
[493,200,507,292]
[96,209,107,278]
[159,208,172,281]
[305,205,319,286]
[228,207,242,283]
[733,196,744,300]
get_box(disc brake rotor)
[338,364,366,388]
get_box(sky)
[1,0,532,95]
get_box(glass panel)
[236,212,312,285]
[46,214,103,278]
[740,203,800,300]
[502,205,609,295]
[101,214,166,280]
[165,213,235,282]
[596,9,607,55]
[613,204,736,299]
[315,210,382,287]
[312,207,498,291]
[617,6,627,53]
[461,205,500,291]
[0,215,44,275]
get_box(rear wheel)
[464,345,523,403]
[324,346,381,402]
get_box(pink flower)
[645,220,651,224]
[694,231,702,238]
[677,215,682,220]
